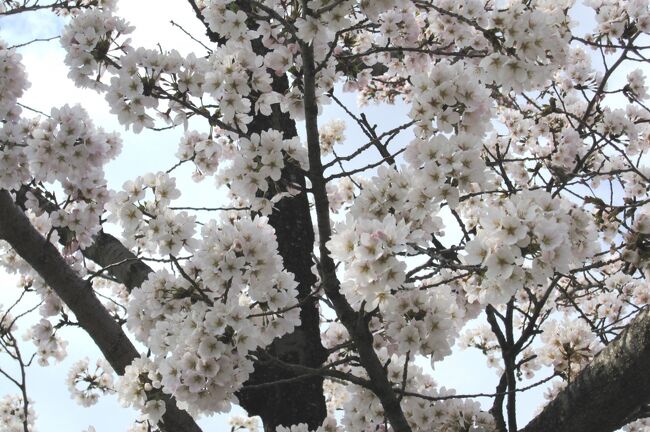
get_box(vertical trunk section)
[236,74,328,430]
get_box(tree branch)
[16,185,153,293]
[0,190,202,432]
[301,35,412,432]
[520,307,650,432]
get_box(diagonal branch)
[520,307,650,432]
[16,186,153,293]
[83,231,153,292]
[0,190,202,432]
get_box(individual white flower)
[67,358,115,407]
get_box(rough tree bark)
[520,307,650,432]
[235,78,328,430]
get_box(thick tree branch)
[0,190,202,432]
[16,186,153,293]
[83,231,153,292]
[520,307,650,432]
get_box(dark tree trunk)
[237,161,328,431]
[235,72,328,430]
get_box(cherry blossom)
[2,1,650,432]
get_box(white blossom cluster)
[627,69,649,100]
[203,41,268,127]
[60,1,343,133]
[22,318,68,366]
[0,42,31,189]
[598,107,639,142]
[0,117,33,191]
[0,42,28,121]
[462,190,599,305]
[404,132,489,209]
[544,272,650,350]
[67,357,115,407]
[625,418,650,432]
[336,350,495,431]
[0,242,73,367]
[104,48,212,132]
[203,2,257,42]
[0,305,16,335]
[359,0,406,22]
[383,287,465,361]
[461,320,541,378]
[581,274,636,323]
[476,3,570,92]
[274,417,339,432]
[120,215,300,415]
[585,0,650,37]
[127,420,159,432]
[328,213,409,310]
[549,126,587,173]
[1,41,121,248]
[459,324,502,371]
[60,8,134,90]
[319,119,346,154]
[62,9,209,131]
[216,129,307,213]
[104,47,168,132]
[347,0,572,106]
[537,318,600,380]
[326,177,356,213]
[320,320,493,429]
[107,171,197,254]
[343,2,425,101]
[375,3,421,47]
[0,394,36,432]
[176,130,223,181]
[560,46,599,87]
[229,415,260,431]
[25,105,121,248]
[115,356,167,424]
[328,129,488,315]
[409,61,493,138]
[349,165,446,240]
